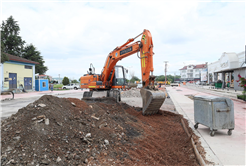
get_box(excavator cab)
[112,66,127,86]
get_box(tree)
[156,75,180,83]
[1,42,8,63]
[71,79,79,83]
[130,76,140,83]
[1,16,25,56]
[22,44,48,74]
[129,70,137,83]
[62,76,69,85]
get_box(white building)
[179,64,207,82]
[208,51,245,90]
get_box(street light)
[164,61,168,85]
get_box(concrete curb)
[168,91,223,166]
[183,85,246,103]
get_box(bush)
[62,77,69,85]
[236,74,246,94]
[237,95,246,101]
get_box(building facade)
[208,51,245,90]
[179,64,207,82]
[0,53,39,91]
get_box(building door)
[24,77,32,90]
[9,73,17,89]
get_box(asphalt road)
[1,92,84,120]
[1,90,175,120]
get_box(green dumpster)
[215,83,222,88]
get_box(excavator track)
[140,89,166,115]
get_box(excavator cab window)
[113,66,126,86]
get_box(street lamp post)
[164,61,168,86]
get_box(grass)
[53,88,70,91]
[53,84,63,88]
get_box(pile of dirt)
[121,89,141,98]
[1,95,200,165]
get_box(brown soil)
[1,95,200,165]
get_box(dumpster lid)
[194,95,229,102]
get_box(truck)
[62,83,80,90]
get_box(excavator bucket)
[140,89,166,115]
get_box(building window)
[188,70,193,73]
[195,69,199,72]
[25,65,32,69]
[42,82,46,87]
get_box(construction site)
[2,27,245,165]
[1,87,210,166]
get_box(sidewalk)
[167,86,246,165]
[185,84,243,100]
[0,89,85,101]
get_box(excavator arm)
[101,29,155,89]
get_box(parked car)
[62,83,80,90]
[170,81,180,87]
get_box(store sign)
[201,69,207,81]
[220,54,230,69]
[220,61,229,68]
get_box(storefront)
[1,53,39,91]
[208,51,245,90]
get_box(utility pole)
[174,72,176,82]
[164,61,168,85]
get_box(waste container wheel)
[210,130,215,137]
[194,123,199,129]
[227,130,232,136]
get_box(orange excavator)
[80,29,165,115]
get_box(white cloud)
[1,1,244,80]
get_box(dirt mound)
[1,95,199,165]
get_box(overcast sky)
[1,1,245,80]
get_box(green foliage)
[155,75,181,83]
[53,84,63,88]
[1,16,48,74]
[62,77,69,85]
[130,76,140,83]
[1,16,25,56]
[1,42,8,63]
[236,74,246,94]
[46,76,51,82]
[1,53,9,63]
[237,94,246,100]
[71,79,79,83]
[22,44,48,74]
